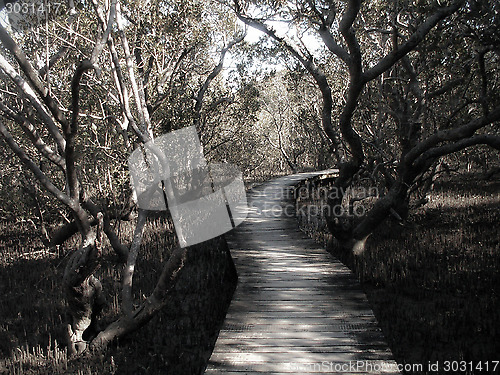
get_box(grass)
[296,172,500,374]
[0,216,236,374]
[0,173,270,374]
[1,171,498,374]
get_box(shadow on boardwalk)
[205,172,400,374]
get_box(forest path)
[205,172,399,374]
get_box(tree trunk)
[63,233,104,356]
[89,245,188,352]
[346,166,418,254]
[65,275,105,355]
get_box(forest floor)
[0,172,498,374]
[296,172,500,374]
[0,217,236,374]
[0,174,273,375]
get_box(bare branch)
[82,199,130,260]
[363,1,463,83]
[151,245,188,302]
[39,46,69,79]
[0,53,66,151]
[0,100,65,169]
[90,0,117,66]
[70,60,94,134]
[305,0,349,63]
[122,209,147,317]
[318,27,350,64]
[92,0,148,144]
[406,105,500,168]
[116,2,153,140]
[426,78,465,98]
[65,59,94,202]
[306,0,325,24]
[417,134,500,168]
[194,31,246,130]
[89,245,187,351]
[339,0,362,70]
[155,46,195,101]
[108,38,146,142]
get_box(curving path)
[205,172,400,374]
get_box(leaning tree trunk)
[61,211,189,355]
[89,245,188,352]
[346,165,419,255]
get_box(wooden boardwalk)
[205,173,400,374]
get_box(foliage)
[0,0,246,357]
[230,0,500,250]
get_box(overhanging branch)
[363,1,463,83]
[416,133,500,170]
[406,105,500,168]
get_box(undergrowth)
[0,217,236,374]
[296,173,500,374]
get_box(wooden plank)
[219,322,380,331]
[214,330,387,341]
[205,358,400,373]
[224,304,373,313]
[210,344,392,353]
[209,351,396,363]
[205,173,399,374]
[220,317,379,327]
[212,337,390,348]
[229,291,366,307]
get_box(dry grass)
[0,216,235,374]
[296,173,500,374]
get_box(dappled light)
[206,174,399,373]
